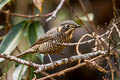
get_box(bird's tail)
[17,48,36,58]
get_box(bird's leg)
[47,54,53,63]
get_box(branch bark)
[35,50,106,73]
[0,50,106,73]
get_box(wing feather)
[31,27,58,47]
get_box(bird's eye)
[64,24,70,29]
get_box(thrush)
[17,20,80,57]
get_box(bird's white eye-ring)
[64,24,70,29]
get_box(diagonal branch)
[37,55,104,80]
[46,0,65,22]
[35,50,106,73]
[0,53,40,68]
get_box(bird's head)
[58,20,81,35]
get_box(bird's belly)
[38,41,66,54]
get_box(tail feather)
[17,48,36,57]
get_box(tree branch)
[0,9,52,18]
[35,50,106,73]
[37,55,104,80]
[0,50,106,74]
[0,53,40,68]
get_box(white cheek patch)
[65,28,74,34]
[58,27,62,32]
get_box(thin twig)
[112,0,117,18]
[66,0,92,35]
[0,0,65,20]
[76,34,93,55]
[112,23,120,38]
[106,26,115,39]
[40,72,56,80]
[0,73,6,80]
[5,10,11,33]
[0,53,40,68]
[78,0,99,34]
[46,0,65,22]
[0,9,52,18]
[76,34,93,63]
[85,60,108,73]
[106,57,114,80]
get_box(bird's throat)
[65,28,75,39]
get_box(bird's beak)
[76,24,81,28]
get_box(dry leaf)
[33,0,44,12]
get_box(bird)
[17,20,80,57]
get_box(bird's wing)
[31,34,53,47]
[31,27,58,47]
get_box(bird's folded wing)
[31,27,58,47]
[31,34,54,47]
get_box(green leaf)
[0,0,10,9]
[27,22,37,45]
[0,21,27,62]
[13,64,28,80]
[35,21,44,39]
[27,21,44,63]
[27,21,44,45]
